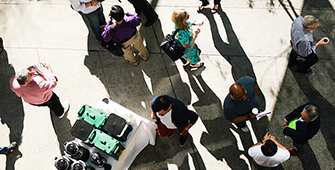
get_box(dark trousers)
[156,122,184,137]
[289,49,319,72]
[33,92,64,117]
[128,0,158,22]
[213,0,221,5]
[293,141,306,152]
[199,0,209,6]
[180,58,187,64]
[84,6,106,41]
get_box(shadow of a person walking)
[185,67,250,169]
[198,7,268,141]
[0,50,23,170]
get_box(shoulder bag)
[160,29,185,61]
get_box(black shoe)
[6,142,17,155]
[145,19,158,27]
[288,59,303,67]
[179,135,187,147]
[295,68,312,74]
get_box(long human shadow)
[198,8,268,141]
[0,50,24,170]
[270,0,335,169]
[50,111,74,154]
[298,0,335,167]
[185,68,250,169]
[130,134,206,170]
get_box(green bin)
[78,104,108,128]
[88,129,125,160]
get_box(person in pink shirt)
[10,62,69,118]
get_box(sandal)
[197,1,209,12]
[197,6,206,12]
[211,4,220,14]
[183,62,190,68]
[190,62,204,68]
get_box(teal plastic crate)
[78,104,108,128]
[88,129,125,160]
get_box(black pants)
[128,0,158,22]
[33,92,64,117]
[199,0,209,6]
[289,49,318,72]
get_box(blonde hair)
[172,9,189,29]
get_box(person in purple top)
[102,5,149,66]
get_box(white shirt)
[248,144,290,167]
[70,0,101,14]
[157,109,177,129]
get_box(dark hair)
[261,140,278,156]
[153,96,170,112]
[109,5,124,22]
[16,68,30,85]
[304,104,319,121]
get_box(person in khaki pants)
[102,5,149,66]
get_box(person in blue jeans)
[0,142,17,155]
[70,0,106,45]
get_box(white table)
[85,98,157,170]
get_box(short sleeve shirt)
[248,144,290,167]
[223,76,259,121]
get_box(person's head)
[109,5,124,22]
[301,104,319,122]
[16,68,32,85]
[302,15,319,30]
[229,83,247,100]
[172,9,189,29]
[152,96,171,116]
[261,140,278,156]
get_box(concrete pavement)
[0,0,335,169]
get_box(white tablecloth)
[92,98,156,170]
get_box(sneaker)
[240,126,249,132]
[59,101,70,118]
[6,142,17,155]
[179,135,187,147]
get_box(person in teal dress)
[172,9,204,68]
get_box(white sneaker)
[240,126,249,132]
[59,101,70,118]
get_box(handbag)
[102,25,124,57]
[160,29,185,61]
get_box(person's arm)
[191,28,200,43]
[254,84,258,98]
[315,37,329,48]
[101,21,113,42]
[180,122,194,136]
[270,135,288,150]
[38,62,57,90]
[126,12,141,26]
[226,112,256,123]
[296,41,313,57]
